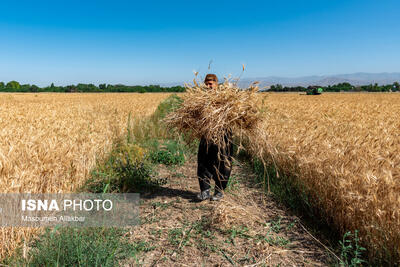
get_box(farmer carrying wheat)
[165,72,263,202]
[196,74,234,201]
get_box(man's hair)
[204,74,218,83]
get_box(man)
[196,74,234,201]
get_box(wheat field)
[1,92,399,262]
[259,92,400,261]
[0,93,171,258]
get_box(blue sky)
[0,0,399,86]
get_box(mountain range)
[237,72,400,88]
[160,72,400,88]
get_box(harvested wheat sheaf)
[164,81,271,159]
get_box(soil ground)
[123,155,334,266]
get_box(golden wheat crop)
[0,92,171,259]
[258,92,400,262]
[2,91,398,262]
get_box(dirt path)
[123,155,333,266]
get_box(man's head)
[204,74,218,89]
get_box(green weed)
[225,175,239,193]
[168,226,193,249]
[339,230,366,267]
[6,227,138,267]
[269,216,283,233]
[257,230,290,248]
[149,140,185,166]
[82,143,161,193]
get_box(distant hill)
[237,72,400,88]
[160,72,400,88]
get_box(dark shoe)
[211,191,224,201]
[196,189,211,201]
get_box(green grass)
[225,174,239,193]
[268,216,283,233]
[225,226,251,245]
[5,227,140,267]
[151,94,183,121]
[124,94,183,146]
[258,232,291,248]
[151,200,174,210]
[81,141,163,193]
[168,226,193,249]
[148,139,186,166]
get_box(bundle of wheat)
[164,81,268,157]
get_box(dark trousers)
[197,132,233,193]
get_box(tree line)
[1,80,400,93]
[0,81,185,93]
[268,82,400,92]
